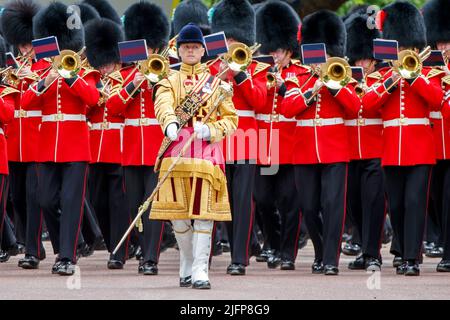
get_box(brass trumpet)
[2,50,35,87]
[52,50,82,79]
[138,54,170,84]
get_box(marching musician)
[106,1,169,276]
[208,0,269,276]
[280,10,361,276]
[150,22,237,289]
[84,17,129,270]
[0,35,20,264]
[1,0,50,269]
[362,2,444,276]
[344,12,386,272]
[21,2,100,276]
[253,1,303,271]
[423,0,450,272]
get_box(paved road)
[1,242,450,300]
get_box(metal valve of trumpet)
[52,50,82,79]
[138,54,170,84]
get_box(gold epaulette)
[443,75,450,86]
[82,67,101,79]
[426,68,446,79]
[285,76,300,87]
[0,86,20,98]
[253,61,271,76]
[367,71,383,80]
[108,70,124,83]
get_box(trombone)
[217,42,261,78]
[384,46,432,92]
[305,57,352,104]
[2,50,35,87]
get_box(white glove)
[194,122,211,141]
[166,122,179,141]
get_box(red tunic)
[7,59,51,162]
[256,61,307,165]
[0,86,19,174]
[21,69,100,163]
[106,66,164,167]
[362,67,444,166]
[280,72,360,164]
[209,60,269,162]
[345,73,384,160]
[88,71,124,164]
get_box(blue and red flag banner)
[5,52,19,69]
[373,39,398,61]
[423,50,446,67]
[301,43,327,65]
[118,39,148,63]
[32,36,60,61]
[351,67,364,83]
[204,31,228,57]
[253,55,275,66]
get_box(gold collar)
[180,63,204,76]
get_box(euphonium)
[138,54,170,84]
[52,50,82,79]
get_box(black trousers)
[439,161,450,260]
[295,163,348,267]
[429,160,449,245]
[254,165,301,262]
[38,162,88,263]
[9,162,45,258]
[225,163,256,266]
[124,166,164,264]
[81,198,102,247]
[347,159,386,259]
[384,165,431,261]
[0,175,10,249]
[89,163,129,262]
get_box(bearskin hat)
[173,0,210,36]
[85,18,123,69]
[211,0,255,46]
[300,10,346,58]
[0,36,6,68]
[422,0,450,48]
[379,1,426,50]
[78,3,100,25]
[1,0,41,46]
[123,1,170,51]
[33,2,85,52]
[81,0,121,25]
[345,13,381,64]
[256,1,301,58]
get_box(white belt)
[14,110,42,118]
[90,122,123,131]
[124,118,159,127]
[42,114,86,122]
[345,118,383,127]
[383,118,430,128]
[297,117,344,127]
[256,114,297,123]
[237,110,256,118]
[429,112,443,120]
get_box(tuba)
[52,50,82,79]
